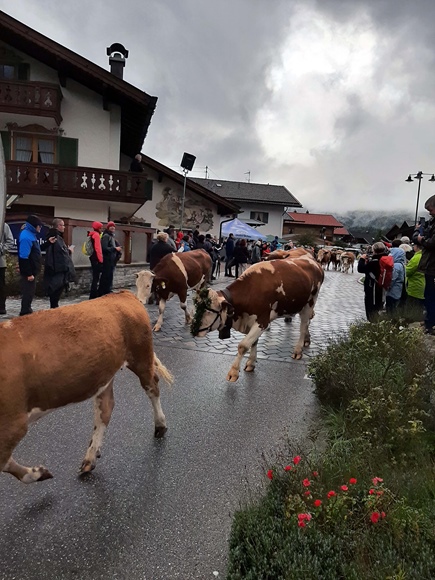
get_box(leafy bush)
[228,456,435,579]
[227,320,435,578]
[308,320,435,458]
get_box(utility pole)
[244,171,250,183]
[205,165,208,179]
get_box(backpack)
[377,255,394,290]
[82,236,94,256]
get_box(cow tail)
[154,353,174,386]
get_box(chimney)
[106,43,129,79]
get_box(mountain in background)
[335,210,414,241]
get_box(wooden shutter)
[144,179,153,201]
[0,131,11,160]
[17,63,30,80]
[57,137,78,167]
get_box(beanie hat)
[107,221,116,228]
[26,214,43,228]
[92,221,103,231]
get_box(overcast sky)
[3,0,435,215]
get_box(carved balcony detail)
[6,162,151,204]
[0,81,63,125]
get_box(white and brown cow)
[191,250,324,382]
[317,248,331,270]
[340,251,356,273]
[136,249,212,331]
[0,292,172,484]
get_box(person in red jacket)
[88,221,103,299]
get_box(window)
[250,211,269,224]
[0,65,16,80]
[13,134,55,164]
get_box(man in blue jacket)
[18,215,43,316]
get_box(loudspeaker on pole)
[180,152,196,172]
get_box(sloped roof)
[0,10,157,157]
[286,212,343,227]
[141,155,240,215]
[334,226,350,236]
[191,178,302,207]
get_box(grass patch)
[227,320,435,579]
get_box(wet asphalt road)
[0,268,365,579]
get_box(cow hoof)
[153,325,161,332]
[79,460,96,474]
[154,425,168,438]
[292,352,303,360]
[244,364,255,372]
[23,465,53,483]
[226,371,239,382]
[304,340,311,347]
[284,317,292,323]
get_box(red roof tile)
[286,212,343,227]
[334,227,350,235]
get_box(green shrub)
[308,320,435,459]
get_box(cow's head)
[190,287,234,338]
[136,270,155,303]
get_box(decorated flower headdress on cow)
[190,287,212,336]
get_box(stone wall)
[5,253,148,297]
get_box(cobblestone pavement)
[1,267,366,360]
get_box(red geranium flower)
[327,491,336,499]
[284,465,292,472]
[312,471,319,477]
[349,478,357,485]
[340,485,348,492]
[293,456,301,465]
[381,512,386,519]
[368,489,375,495]
[372,477,383,485]
[298,520,306,528]
[267,469,273,480]
[302,478,311,487]
[370,512,380,524]
[314,499,322,507]
[304,491,311,496]
[298,513,312,521]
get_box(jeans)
[90,261,103,299]
[49,285,64,308]
[20,275,36,316]
[98,264,115,296]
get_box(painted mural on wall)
[155,186,214,232]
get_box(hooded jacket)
[406,250,424,300]
[18,222,42,276]
[386,247,406,300]
[417,217,435,275]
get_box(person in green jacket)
[405,242,425,316]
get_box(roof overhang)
[141,155,240,215]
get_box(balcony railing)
[5,161,151,205]
[0,80,63,125]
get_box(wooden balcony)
[5,161,152,205]
[0,80,62,125]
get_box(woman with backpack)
[357,241,388,321]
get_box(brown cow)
[136,249,212,331]
[0,292,172,484]
[191,250,324,381]
[317,248,331,270]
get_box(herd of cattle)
[0,245,357,484]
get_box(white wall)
[133,166,221,237]
[1,42,121,170]
[222,202,285,237]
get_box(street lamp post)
[406,171,435,225]
[179,152,196,231]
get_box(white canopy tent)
[220,218,267,240]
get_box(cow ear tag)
[161,282,166,289]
